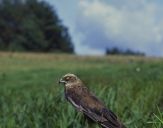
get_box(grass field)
[0,52,162,128]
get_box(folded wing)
[66,86,125,128]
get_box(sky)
[44,0,163,56]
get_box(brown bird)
[59,73,125,128]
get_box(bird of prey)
[59,73,125,128]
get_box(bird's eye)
[65,76,70,81]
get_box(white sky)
[44,0,163,56]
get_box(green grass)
[147,106,163,128]
[0,52,163,128]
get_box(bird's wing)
[66,86,124,128]
[80,94,124,128]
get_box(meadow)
[0,52,162,128]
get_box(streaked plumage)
[59,73,125,128]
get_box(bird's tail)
[100,108,126,128]
[100,121,125,128]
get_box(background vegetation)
[0,52,162,128]
[0,0,73,53]
[106,47,145,56]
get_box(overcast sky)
[44,0,163,56]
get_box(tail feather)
[100,121,117,128]
[100,121,126,128]
[99,108,126,128]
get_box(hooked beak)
[58,78,66,84]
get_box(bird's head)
[59,73,79,85]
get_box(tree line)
[106,47,145,56]
[0,0,74,53]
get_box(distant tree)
[0,0,74,53]
[106,47,145,56]
[123,49,145,56]
[106,47,121,55]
